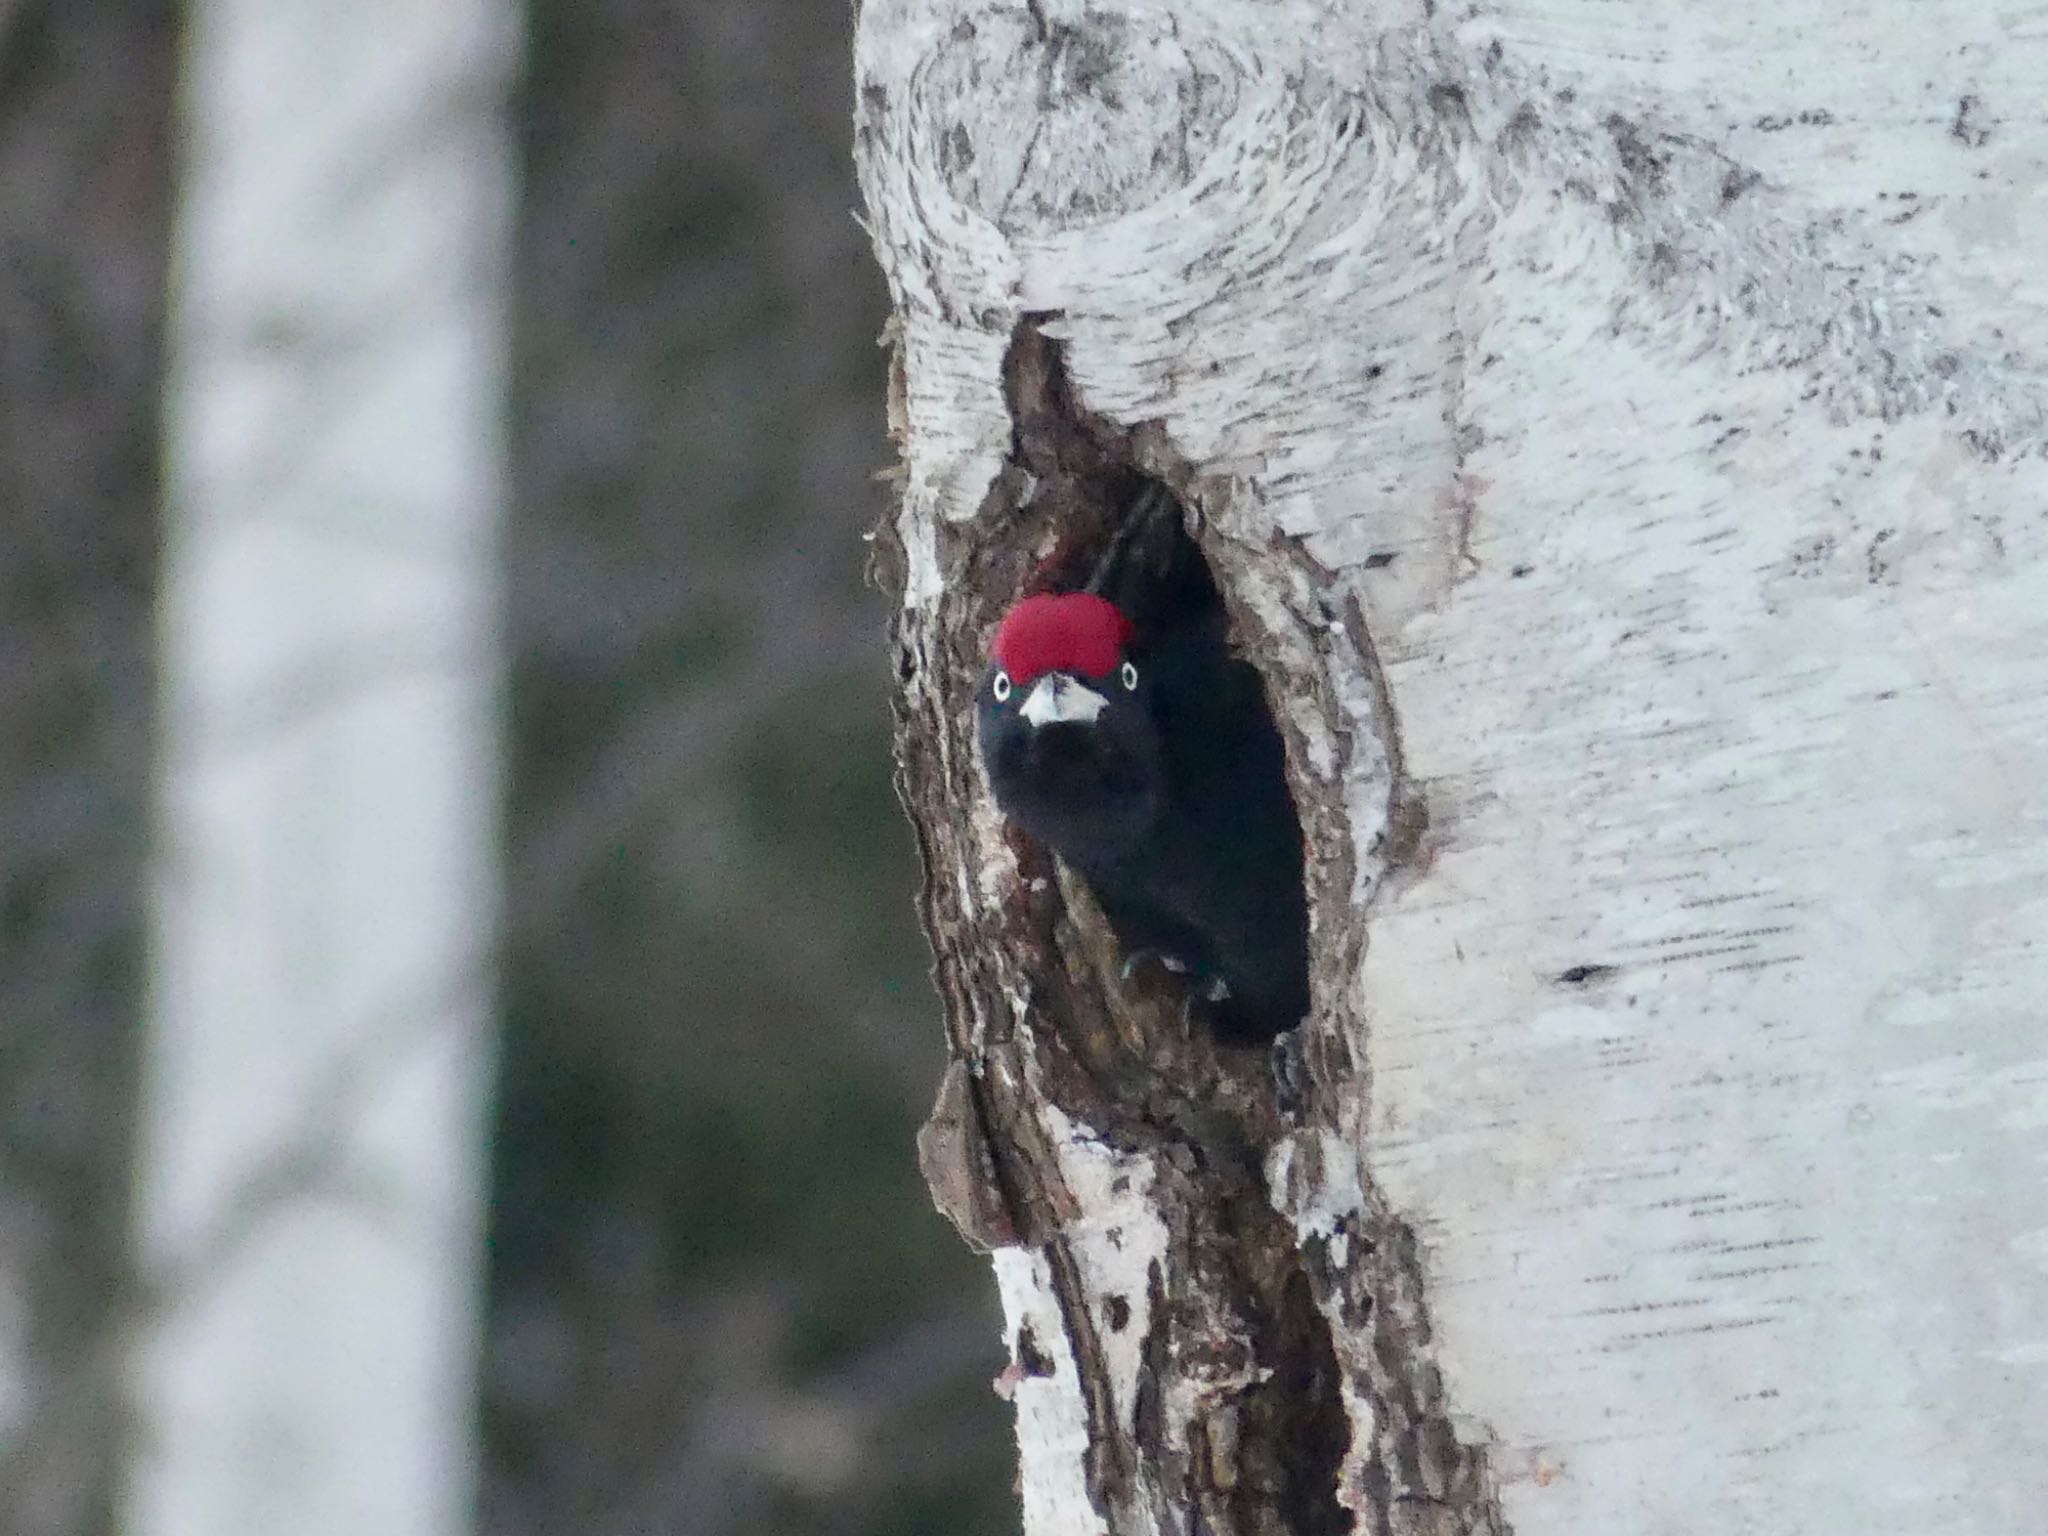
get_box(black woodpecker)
[976,548,1310,1043]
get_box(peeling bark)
[872,311,1497,1533]
[857,2,2048,1533]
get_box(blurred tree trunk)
[855,2,2048,1533]
[121,5,515,1536]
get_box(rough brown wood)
[876,320,1500,1534]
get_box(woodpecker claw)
[1119,948,1190,984]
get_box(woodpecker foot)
[1118,948,1190,985]
[1171,973,1235,1038]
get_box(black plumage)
[976,492,1309,1042]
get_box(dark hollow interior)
[1011,470,1312,1045]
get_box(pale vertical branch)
[125,4,517,1534]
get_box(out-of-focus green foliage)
[0,6,176,1530]
[484,5,1012,1532]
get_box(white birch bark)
[856,2,2048,1532]
[125,5,516,1534]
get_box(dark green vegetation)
[486,5,1011,1532]
[0,6,176,1531]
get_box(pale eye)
[992,670,1012,702]
[1120,660,1139,691]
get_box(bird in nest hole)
[975,493,1310,1044]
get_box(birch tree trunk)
[124,5,515,1534]
[854,3,2048,1532]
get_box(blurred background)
[0,3,1010,1534]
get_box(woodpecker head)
[976,591,1163,857]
